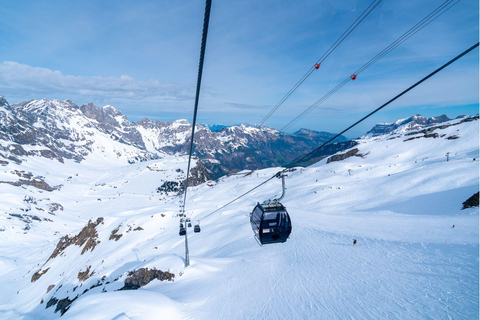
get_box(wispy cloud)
[0,61,194,108]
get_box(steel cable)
[280,0,459,132]
[198,42,479,222]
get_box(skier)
[353,239,357,247]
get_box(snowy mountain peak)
[367,114,451,136]
[0,94,9,107]
[80,102,105,122]
[103,104,122,115]
[12,98,79,116]
[172,119,190,126]
[0,95,13,126]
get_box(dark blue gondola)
[194,224,201,233]
[179,227,186,236]
[250,201,291,245]
[249,173,292,245]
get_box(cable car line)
[355,0,460,76]
[197,42,479,223]
[259,0,383,126]
[179,0,212,266]
[317,0,383,65]
[280,0,460,132]
[288,42,478,167]
[182,0,212,214]
[280,78,351,131]
[198,174,277,222]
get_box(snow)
[0,118,478,319]
[63,291,184,320]
[136,126,162,151]
[171,119,190,130]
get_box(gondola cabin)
[179,227,186,236]
[194,224,201,233]
[250,201,292,245]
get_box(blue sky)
[0,0,478,138]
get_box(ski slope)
[0,117,478,319]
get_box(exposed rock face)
[37,218,105,315]
[31,267,50,282]
[109,225,123,241]
[2,97,156,165]
[293,141,359,167]
[404,133,439,142]
[48,203,64,213]
[44,267,174,316]
[119,268,175,290]
[48,217,104,261]
[184,159,210,187]
[197,126,347,178]
[80,102,105,123]
[46,296,77,316]
[0,170,60,191]
[462,192,479,209]
[77,266,94,282]
[79,103,146,150]
[327,148,360,163]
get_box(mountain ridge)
[1,95,348,179]
[1,95,476,179]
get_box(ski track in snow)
[169,227,478,320]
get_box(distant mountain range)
[1,95,475,179]
[0,96,347,179]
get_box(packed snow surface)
[0,118,478,319]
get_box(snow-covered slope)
[0,114,478,319]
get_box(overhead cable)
[182,0,212,214]
[198,42,479,222]
[280,0,460,132]
[259,0,383,125]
